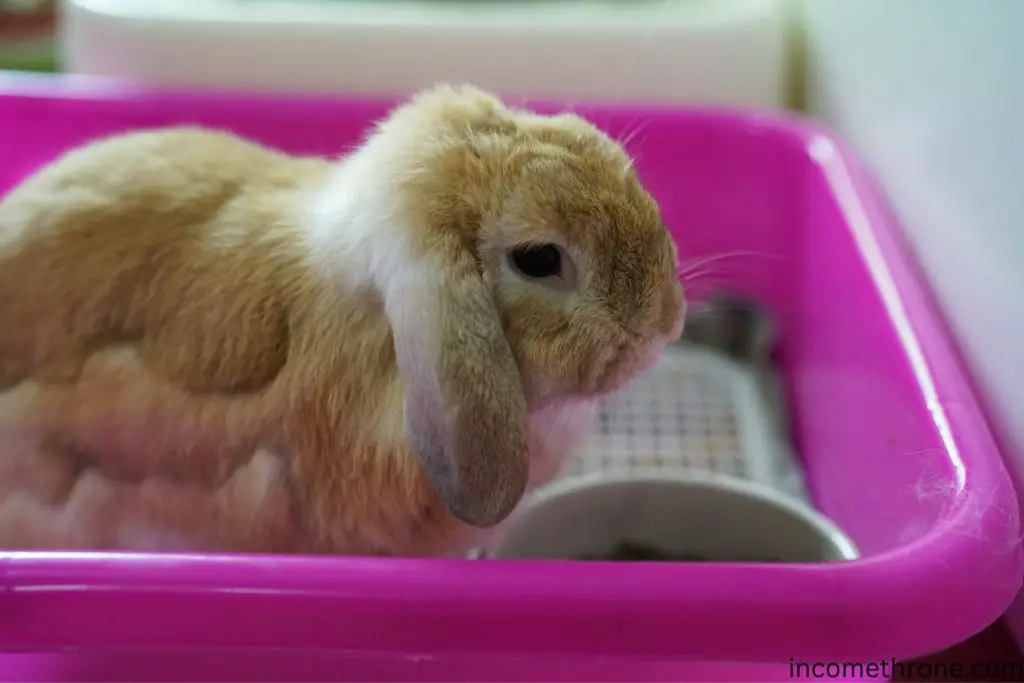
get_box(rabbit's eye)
[509,244,562,279]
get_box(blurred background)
[2,0,1023,672]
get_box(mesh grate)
[550,341,809,501]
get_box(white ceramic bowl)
[491,471,859,562]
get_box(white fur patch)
[304,142,414,294]
[303,131,447,372]
[303,134,447,449]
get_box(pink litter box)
[0,73,1020,682]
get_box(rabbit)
[0,84,686,557]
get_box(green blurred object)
[0,0,58,72]
[0,43,56,71]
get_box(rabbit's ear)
[384,235,529,528]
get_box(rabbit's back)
[0,127,330,391]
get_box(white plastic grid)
[546,341,810,502]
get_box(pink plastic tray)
[0,73,1020,682]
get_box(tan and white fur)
[0,84,685,556]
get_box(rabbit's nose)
[618,280,683,344]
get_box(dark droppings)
[575,540,784,563]
[576,540,705,562]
